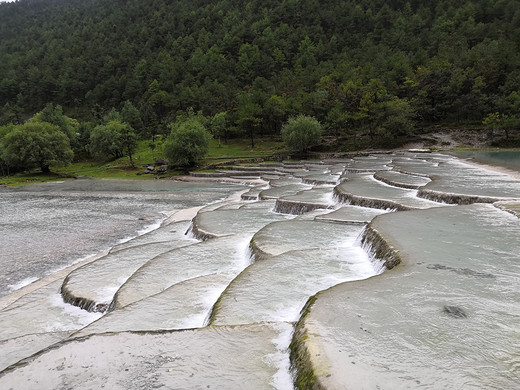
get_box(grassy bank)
[0,138,286,187]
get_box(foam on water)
[267,322,296,390]
[234,232,256,268]
[7,277,39,292]
[321,189,336,205]
[356,227,389,274]
[194,283,235,327]
[44,292,103,332]
[116,216,166,245]
[3,156,518,388]
[95,277,129,305]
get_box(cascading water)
[1,152,519,389]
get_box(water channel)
[0,151,519,389]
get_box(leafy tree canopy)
[0,122,73,173]
[30,103,80,150]
[281,115,322,153]
[89,119,137,165]
[1,0,520,146]
[163,117,211,168]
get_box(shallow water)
[0,280,102,341]
[259,183,312,199]
[274,187,336,214]
[62,226,196,312]
[315,205,387,224]
[421,158,520,199]
[373,169,431,188]
[336,173,443,210]
[451,149,520,170]
[297,204,520,389]
[1,154,519,389]
[0,179,244,297]
[0,323,295,390]
[251,219,364,259]
[112,233,253,309]
[76,273,236,336]
[211,246,378,325]
[192,201,291,238]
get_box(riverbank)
[2,128,518,187]
[456,156,520,179]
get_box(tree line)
[0,102,321,174]
[1,0,520,150]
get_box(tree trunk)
[249,127,255,149]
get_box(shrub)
[89,119,137,165]
[1,122,73,173]
[281,115,322,154]
[163,118,211,168]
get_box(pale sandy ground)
[458,157,520,180]
[402,129,520,179]
[453,158,520,218]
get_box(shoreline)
[449,155,520,180]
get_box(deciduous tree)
[1,122,73,173]
[163,118,211,168]
[89,119,137,165]
[281,115,322,154]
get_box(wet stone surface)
[1,152,520,389]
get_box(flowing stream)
[0,151,519,389]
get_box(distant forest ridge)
[1,0,519,146]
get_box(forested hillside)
[1,0,520,147]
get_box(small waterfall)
[373,171,423,190]
[248,235,272,263]
[359,224,401,271]
[288,222,400,389]
[273,199,332,215]
[289,295,326,390]
[342,168,376,175]
[206,237,256,326]
[241,193,259,201]
[188,215,218,241]
[301,177,337,186]
[60,277,109,313]
[332,186,409,211]
[417,188,501,205]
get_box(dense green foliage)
[163,118,211,167]
[1,0,520,148]
[0,122,73,173]
[281,115,322,153]
[89,119,138,165]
